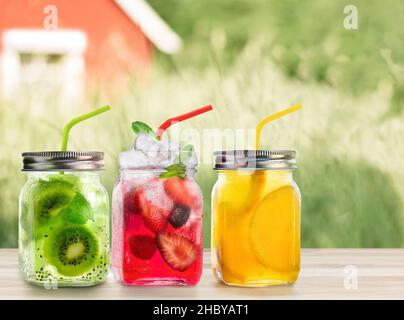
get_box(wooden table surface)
[1,249,404,300]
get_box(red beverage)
[112,132,203,285]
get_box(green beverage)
[19,153,109,287]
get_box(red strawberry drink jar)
[112,131,203,286]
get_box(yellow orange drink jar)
[211,150,301,286]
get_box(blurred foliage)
[149,0,404,112]
[297,148,403,247]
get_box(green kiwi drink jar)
[19,151,110,287]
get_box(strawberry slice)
[135,189,170,233]
[143,204,169,233]
[157,233,198,271]
[176,220,202,245]
[163,177,200,208]
[128,235,157,260]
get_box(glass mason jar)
[211,150,301,287]
[112,152,203,286]
[19,152,110,287]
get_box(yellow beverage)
[212,150,301,286]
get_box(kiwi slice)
[34,182,76,226]
[44,225,99,277]
[61,193,93,224]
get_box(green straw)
[60,105,111,151]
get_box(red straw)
[156,105,213,140]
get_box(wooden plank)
[1,249,404,299]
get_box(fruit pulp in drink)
[112,175,203,285]
[19,173,110,287]
[212,170,300,286]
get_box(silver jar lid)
[213,150,296,170]
[22,151,104,171]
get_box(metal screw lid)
[213,150,296,170]
[22,151,104,171]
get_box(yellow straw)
[255,104,302,149]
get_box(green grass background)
[1,0,404,247]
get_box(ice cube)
[132,134,196,169]
[162,151,181,167]
[157,140,178,165]
[119,150,148,168]
[160,139,180,153]
[183,152,198,168]
[135,133,157,153]
[159,159,172,168]
[146,143,161,166]
[170,147,180,161]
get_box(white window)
[1,29,87,103]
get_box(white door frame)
[1,29,87,99]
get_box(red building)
[0,0,181,99]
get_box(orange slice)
[249,185,300,272]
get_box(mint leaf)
[171,144,193,164]
[179,144,194,162]
[61,193,93,224]
[182,144,194,157]
[160,144,194,178]
[131,121,157,138]
[182,144,194,153]
[160,163,186,179]
[159,170,186,179]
